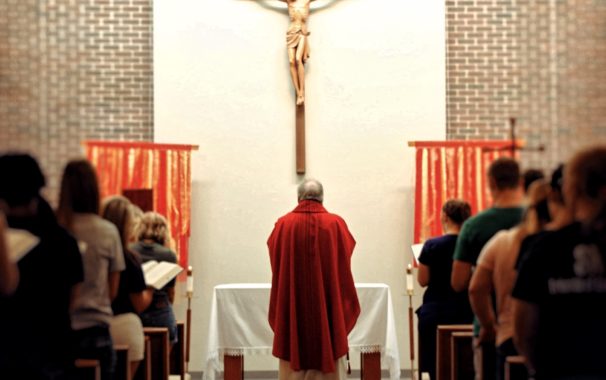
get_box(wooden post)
[296,103,305,174]
[361,352,381,380]
[224,354,244,380]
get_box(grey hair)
[297,179,324,202]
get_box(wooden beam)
[296,103,306,174]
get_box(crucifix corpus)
[278,0,315,174]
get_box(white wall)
[154,0,445,373]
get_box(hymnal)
[142,260,183,290]
[6,228,39,262]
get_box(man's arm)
[451,260,472,292]
[469,266,496,343]
[513,299,539,374]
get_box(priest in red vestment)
[268,179,361,380]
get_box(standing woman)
[102,195,153,379]
[416,199,473,380]
[57,160,126,380]
[131,212,179,344]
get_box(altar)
[204,283,400,380]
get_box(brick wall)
[446,0,606,172]
[1,1,604,198]
[0,0,153,201]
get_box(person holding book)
[0,153,84,379]
[57,159,125,380]
[416,199,474,380]
[102,195,153,378]
[131,211,179,344]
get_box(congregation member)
[522,168,544,195]
[451,157,524,380]
[131,211,179,344]
[469,179,551,380]
[57,159,125,380]
[102,195,153,378]
[0,154,84,379]
[268,179,360,380]
[513,145,606,380]
[516,165,573,270]
[416,199,473,380]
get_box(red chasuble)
[268,200,361,373]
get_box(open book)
[411,243,424,264]
[142,260,183,290]
[6,228,40,262]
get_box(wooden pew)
[134,336,152,380]
[114,344,131,380]
[74,359,101,380]
[505,356,528,380]
[142,327,170,380]
[436,324,473,380]
[170,321,186,379]
[450,331,474,380]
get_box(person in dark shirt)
[513,145,606,380]
[416,199,473,380]
[0,153,84,380]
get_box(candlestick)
[406,263,414,294]
[186,266,194,295]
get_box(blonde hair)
[136,211,171,246]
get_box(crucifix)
[279,0,314,174]
[259,0,335,174]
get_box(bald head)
[297,179,324,203]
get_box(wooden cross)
[261,0,336,174]
[296,104,305,174]
[483,117,545,156]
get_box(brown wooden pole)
[296,103,305,174]
[409,294,415,379]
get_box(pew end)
[436,324,473,380]
[505,355,528,380]
[74,358,101,380]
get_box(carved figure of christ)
[278,0,315,106]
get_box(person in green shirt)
[451,157,524,380]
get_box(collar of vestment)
[292,199,326,213]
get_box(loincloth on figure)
[286,25,310,61]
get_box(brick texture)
[446,0,606,171]
[1,1,605,199]
[0,0,153,201]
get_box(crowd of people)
[416,145,606,380]
[1,143,605,380]
[0,154,179,380]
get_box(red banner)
[411,140,519,245]
[83,140,197,269]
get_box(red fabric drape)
[411,140,519,246]
[83,140,197,268]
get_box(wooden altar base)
[223,352,381,380]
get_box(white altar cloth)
[204,283,400,380]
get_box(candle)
[406,263,413,292]
[186,266,194,294]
